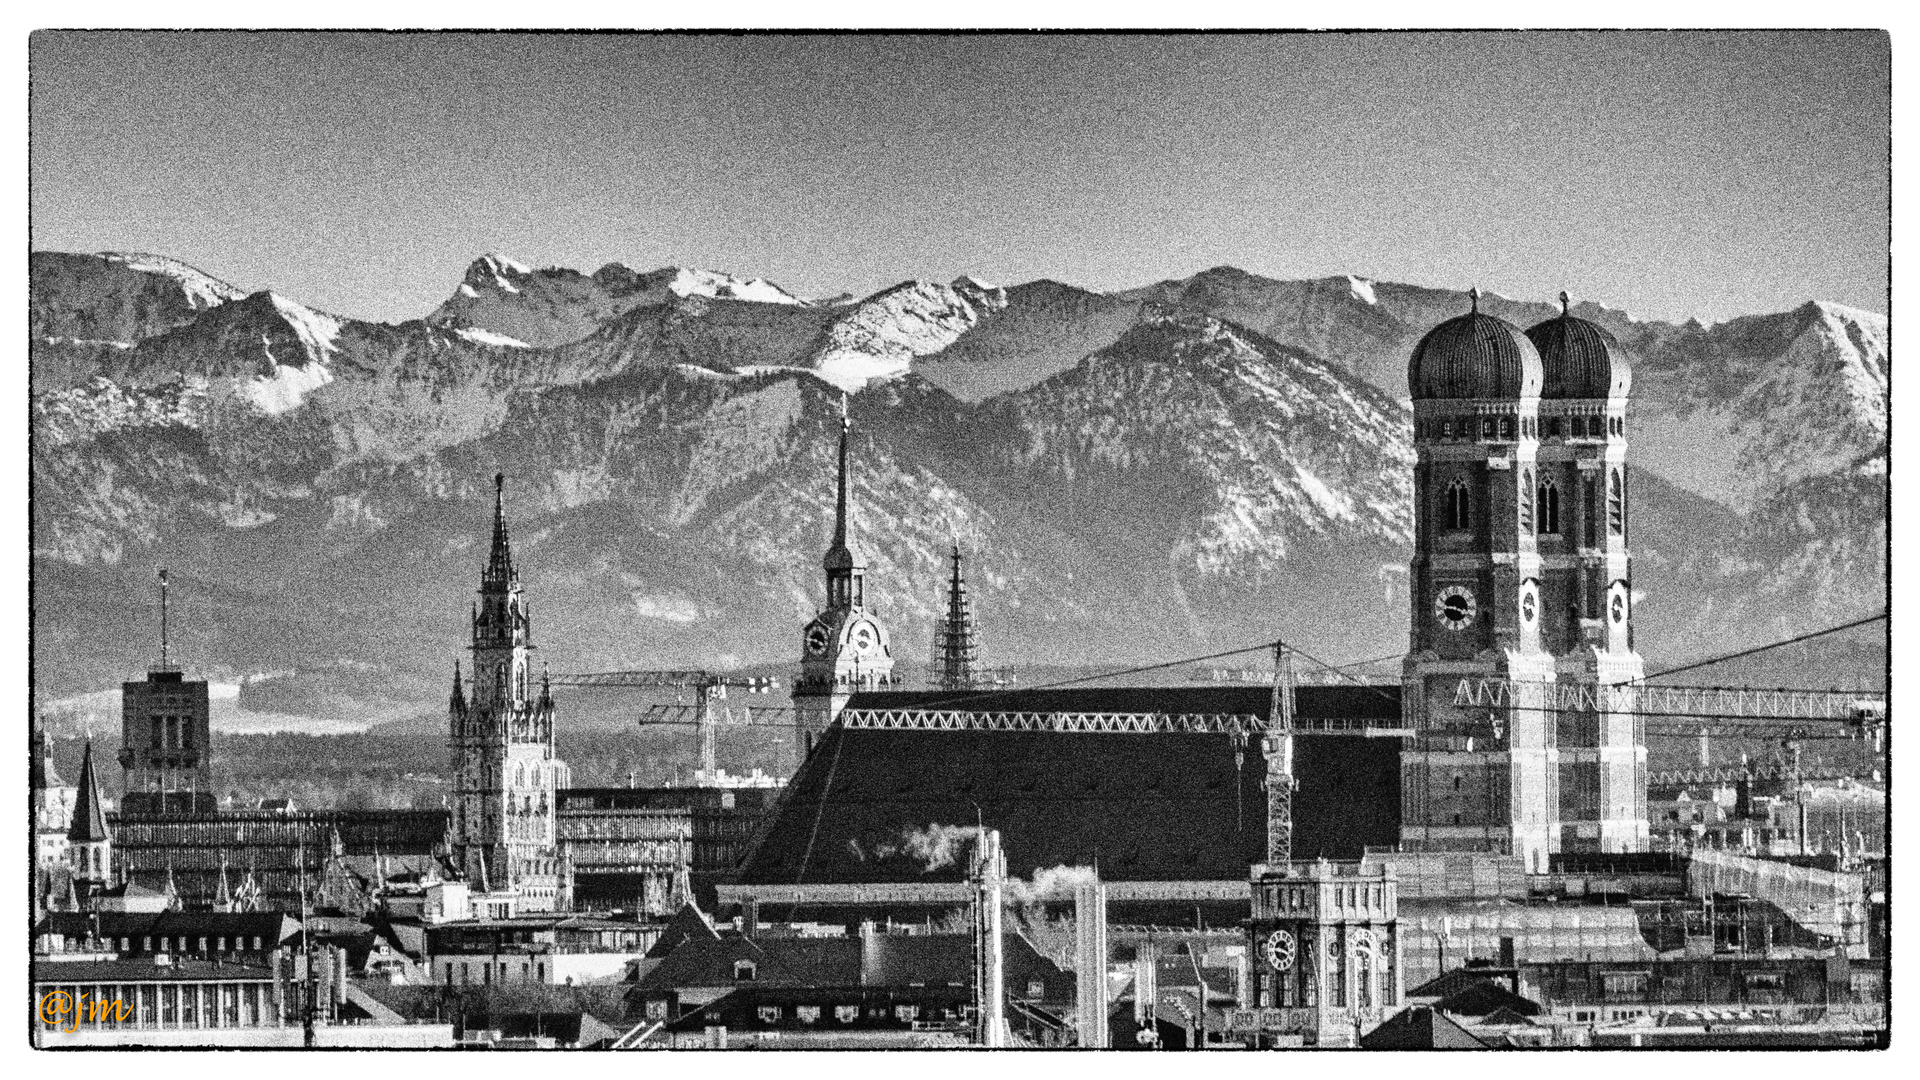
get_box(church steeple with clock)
[1399,290,1646,869]
[793,397,895,743]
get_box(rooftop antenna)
[157,567,172,670]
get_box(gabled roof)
[1431,979,1544,1018]
[738,686,1402,887]
[1360,1006,1492,1049]
[68,741,111,844]
[644,902,721,960]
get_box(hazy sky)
[30,31,1889,325]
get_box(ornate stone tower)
[794,399,895,742]
[1400,290,1560,871]
[448,474,570,912]
[1247,860,1402,1047]
[1524,294,1647,853]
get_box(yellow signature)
[38,991,131,1032]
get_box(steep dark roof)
[68,741,111,844]
[645,902,722,960]
[738,686,1402,886]
[1408,311,1542,401]
[1525,312,1632,400]
[1360,1006,1492,1049]
[636,931,1068,999]
[36,910,302,942]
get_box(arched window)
[1500,415,1515,440]
[495,665,507,698]
[1608,469,1625,534]
[1537,478,1560,535]
[1520,470,1535,532]
[1444,480,1471,531]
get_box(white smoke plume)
[881,823,984,872]
[1004,864,1101,904]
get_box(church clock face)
[1520,583,1538,626]
[849,620,878,656]
[805,623,831,657]
[1434,585,1477,632]
[1262,929,1297,972]
[1610,586,1627,626]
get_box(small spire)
[486,472,514,583]
[450,661,466,710]
[1559,290,1571,316]
[68,739,111,846]
[1469,286,1480,314]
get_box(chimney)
[1074,876,1110,1049]
[741,898,759,940]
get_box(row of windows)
[50,934,270,955]
[1439,470,1625,536]
[1419,414,1623,442]
[36,980,273,1029]
[147,716,195,751]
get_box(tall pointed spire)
[832,394,852,554]
[450,661,466,712]
[486,472,515,584]
[31,721,60,791]
[935,541,980,692]
[822,394,866,606]
[68,740,110,846]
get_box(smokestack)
[976,829,1006,1048]
[742,898,759,940]
[1075,877,1110,1049]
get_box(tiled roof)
[31,958,277,984]
[738,686,1402,886]
[35,910,300,941]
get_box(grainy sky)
[30,31,1889,325]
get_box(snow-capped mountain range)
[29,250,1887,719]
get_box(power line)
[1642,613,1887,683]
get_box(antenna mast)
[158,567,171,670]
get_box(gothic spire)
[486,472,515,585]
[935,541,979,692]
[450,661,467,712]
[68,740,110,845]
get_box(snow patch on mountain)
[101,252,248,310]
[454,326,533,348]
[806,277,1010,392]
[1346,275,1377,306]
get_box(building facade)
[119,669,216,815]
[1246,860,1404,1046]
[1400,291,1647,869]
[448,474,569,911]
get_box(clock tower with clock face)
[793,399,895,745]
[1399,292,1648,869]
[1400,291,1561,871]
[1247,860,1402,1046]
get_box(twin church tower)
[1401,290,1646,868]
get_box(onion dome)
[1525,292,1632,399]
[1408,287,1543,400]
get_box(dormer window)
[734,959,757,982]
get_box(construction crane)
[546,670,778,784]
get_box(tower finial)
[1469,285,1480,314]
[486,473,514,582]
[1559,290,1571,316]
